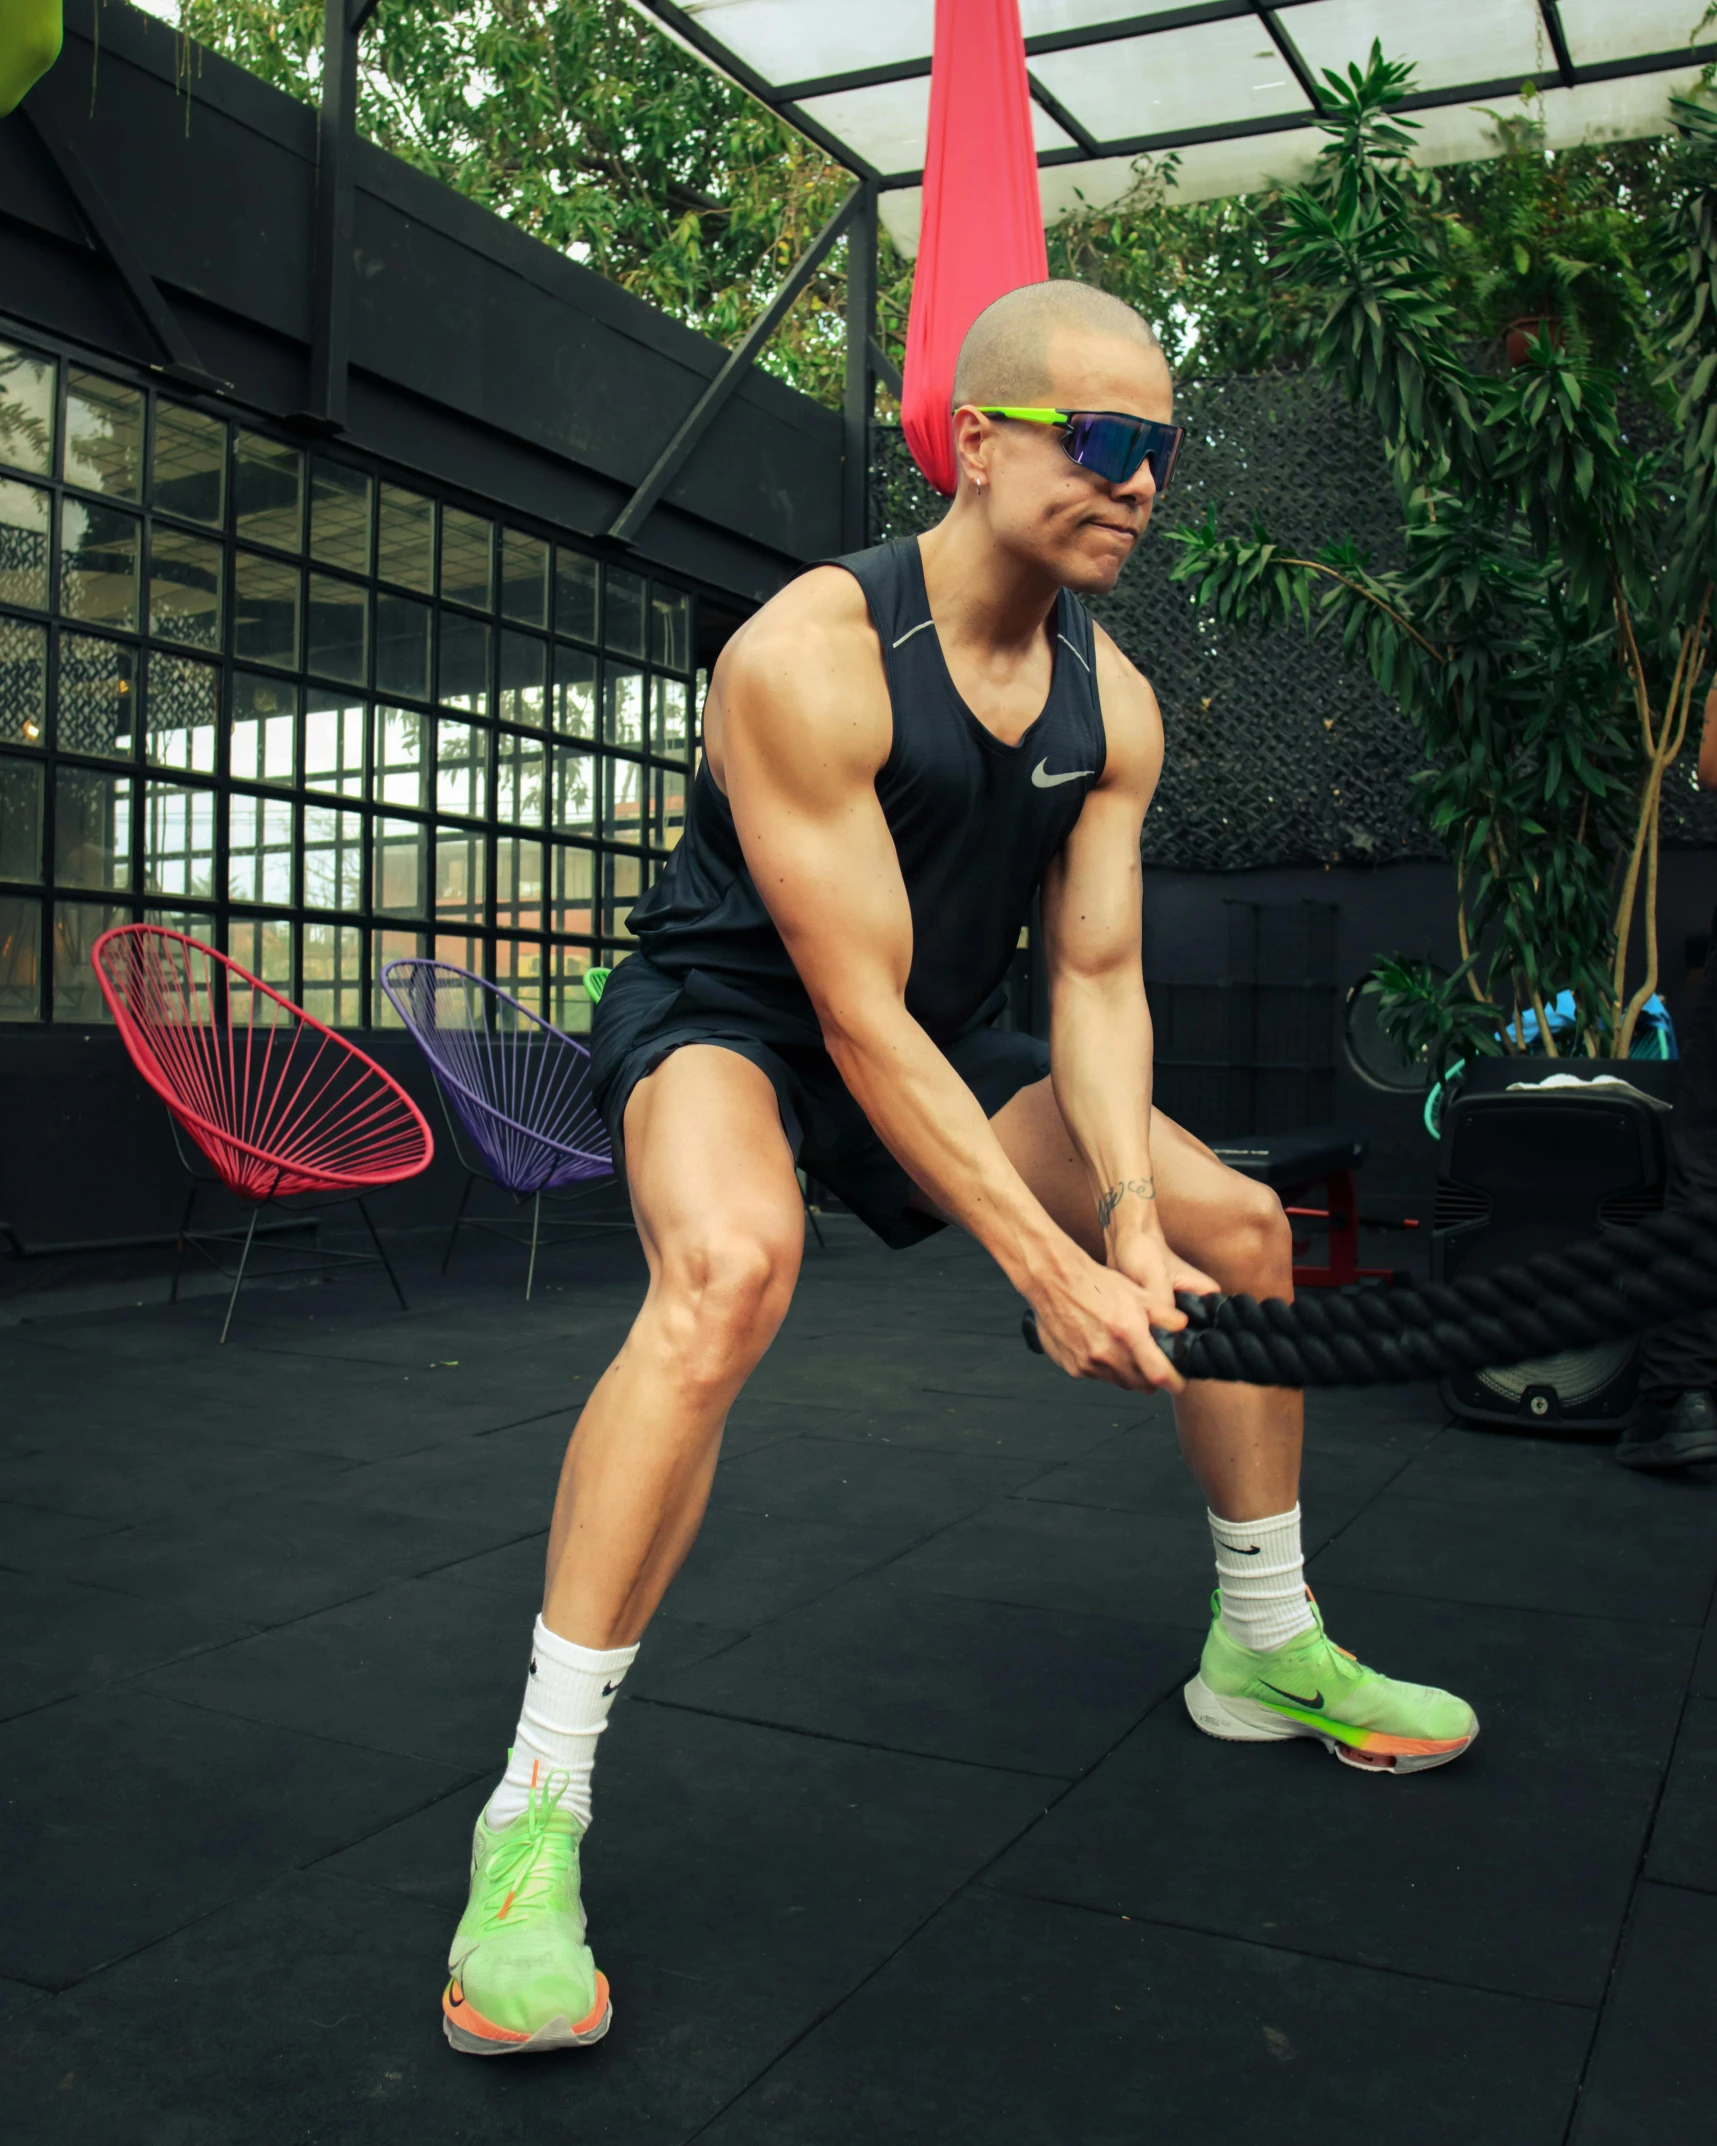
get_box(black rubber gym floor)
[3,1214,1715,2143]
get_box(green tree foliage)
[1168,48,1717,1058]
[169,0,913,404]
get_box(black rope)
[1019,1206,1717,1386]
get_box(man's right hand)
[1027,1256,1186,1392]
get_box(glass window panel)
[152,403,225,527]
[304,596,370,735]
[438,611,490,713]
[372,705,429,810]
[652,673,692,760]
[0,617,47,747]
[499,629,546,729]
[436,717,488,819]
[602,755,646,841]
[305,689,365,797]
[61,500,140,631]
[144,781,218,899]
[496,834,544,932]
[371,927,426,1025]
[0,757,43,881]
[57,634,135,758]
[148,525,223,650]
[496,730,544,827]
[0,894,41,1019]
[0,343,55,478]
[554,548,598,643]
[550,744,595,836]
[307,572,368,685]
[440,507,493,610]
[54,901,126,1021]
[433,932,482,977]
[654,761,688,850]
[549,843,594,939]
[552,645,596,738]
[546,939,593,1033]
[65,371,143,501]
[434,825,485,925]
[493,936,543,1012]
[501,529,548,626]
[230,673,296,786]
[302,803,364,914]
[55,766,131,889]
[650,586,691,672]
[234,432,304,552]
[603,665,646,750]
[377,484,434,592]
[375,591,431,702]
[0,478,50,608]
[310,459,372,574]
[605,848,644,939]
[227,793,296,906]
[227,915,294,1020]
[301,920,362,1029]
[374,817,426,916]
[604,567,646,658]
[233,551,300,668]
[146,652,219,773]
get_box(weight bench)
[1209,1126,1408,1290]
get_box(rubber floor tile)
[31,1492,512,1627]
[0,1499,122,1567]
[1309,1483,1717,1624]
[990,1587,1690,2006]
[1570,1882,1717,2145]
[436,1528,549,1603]
[1644,1698,1717,1893]
[1389,1424,1717,1511]
[695,1888,1589,2146]
[795,1391,1135,1461]
[880,1496,1216,1630]
[296,1418,569,1532]
[657,1506,918,1628]
[0,1975,45,2024]
[651,1571,1194,1773]
[0,1689,462,1988]
[708,1433,1048,1532]
[0,1568,253,1724]
[717,1397,859,1457]
[0,1420,354,1524]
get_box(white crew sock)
[1208,1505,1315,1654]
[485,1617,639,1831]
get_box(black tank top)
[626,536,1108,1045]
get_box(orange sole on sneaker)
[442,1972,612,2055]
[1183,1674,1479,1774]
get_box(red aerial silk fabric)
[901,0,1048,496]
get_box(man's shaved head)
[951,280,1161,409]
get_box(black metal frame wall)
[0,317,702,1034]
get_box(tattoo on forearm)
[1097,1178,1156,1230]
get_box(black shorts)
[590,956,1049,1250]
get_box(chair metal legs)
[441,1171,476,1276]
[171,1180,198,1304]
[219,1205,262,1346]
[525,1189,543,1303]
[356,1197,410,1312]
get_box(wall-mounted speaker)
[1434,1065,1672,1431]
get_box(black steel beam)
[299,0,359,434]
[1253,3,1323,112]
[610,186,864,546]
[23,97,228,392]
[868,336,903,402]
[842,183,878,551]
[1538,2,1577,92]
[346,0,384,29]
[1028,72,1103,158]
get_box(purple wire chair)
[380,959,621,1299]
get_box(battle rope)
[1019,1205,1717,1387]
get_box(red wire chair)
[93,925,434,1341]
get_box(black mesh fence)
[870,372,1717,870]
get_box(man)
[1617,682,1717,1470]
[441,281,1477,2057]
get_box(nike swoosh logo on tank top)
[1031,758,1094,788]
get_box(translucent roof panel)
[631,0,1717,242]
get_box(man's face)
[958,329,1174,595]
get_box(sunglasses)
[973,407,1184,494]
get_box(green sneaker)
[443,1766,612,2055]
[1185,1592,1478,1774]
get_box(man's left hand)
[1109,1230,1217,1330]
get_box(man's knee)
[652,1218,800,1385]
[1211,1177,1293,1295]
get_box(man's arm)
[713,576,1179,1390]
[1039,633,1215,1308]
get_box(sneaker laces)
[481,1763,576,1929]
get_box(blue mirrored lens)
[1064,414,1182,493]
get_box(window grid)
[0,323,702,1028]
